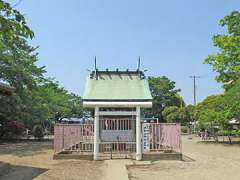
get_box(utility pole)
[190,75,200,106]
[190,75,200,133]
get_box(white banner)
[142,123,150,152]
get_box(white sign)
[101,130,134,142]
[142,123,150,152]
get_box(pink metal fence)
[145,123,182,152]
[54,123,181,154]
[54,124,94,153]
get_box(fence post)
[62,125,65,150]
[136,106,142,160]
[94,107,100,160]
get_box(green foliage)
[162,106,190,123]
[162,106,179,123]
[204,11,240,89]
[194,95,229,130]
[185,105,195,122]
[223,79,240,121]
[194,81,240,137]
[0,1,83,138]
[181,126,188,134]
[0,0,34,41]
[197,11,240,139]
[30,80,83,123]
[146,76,183,120]
[32,124,44,139]
[178,107,189,124]
[0,0,44,125]
[217,130,240,137]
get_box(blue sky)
[11,0,240,104]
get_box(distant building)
[61,117,94,124]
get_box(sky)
[10,0,240,104]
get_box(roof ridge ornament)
[88,57,148,79]
[94,56,97,71]
[94,56,99,80]
[137,56,141,71]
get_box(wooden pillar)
[136,106,142,160]
[94,106,100,160]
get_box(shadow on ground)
[0,141,52,157]
[0,162,48,180]
[197,140,240,146]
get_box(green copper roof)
[83,71,152,101]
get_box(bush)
[32,125,44,139]
[217,130,231,136]
[181,126,188,134]
[5,121,25,138]
[217,130,240,136]
[230,130,240,136]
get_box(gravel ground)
[128,135,240,180]
[0,141,104,180]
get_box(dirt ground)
[0,141,104,180]
[1,136,240,180]
[128,135,240,180]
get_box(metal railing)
[54,124,94,153]
[142,123,182,153]
[54,123,182,154]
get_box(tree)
[223,78,240,121]
[185,105,195,122]
[194,95,226,128]
[162,106,189,124]
[0,0,45,131]
[0,1,34,42]
[193,94,233,142]
[198,11,240,142]
[162,106,179,123]
[0,1,84,138]
[178,107,190,124]
[204,11,240,89]
[67,93,83,118]
[146,76,183,120]
[22,80,83,126]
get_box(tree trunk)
[214,134,218,142]
[228,136,232,144]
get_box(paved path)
[102,160,133,180]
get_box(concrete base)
[135,153,142,161]
[142,152,182,161]
[53,153,93,160]
[94,154,100,161]
[53,152,182,161]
